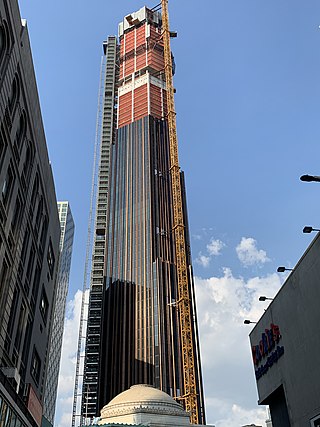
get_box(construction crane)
[161,0,199,424]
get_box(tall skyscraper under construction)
[82,5,205,424]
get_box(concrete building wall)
[250,232,320,426]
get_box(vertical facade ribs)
[82,6,205,424]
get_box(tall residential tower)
[43,202,75,427]
[82,5,205,424]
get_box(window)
[14,303,25,351]
[14,111,27,153]
[0,25,4,57]
[0,22,8,66]
[11,193,22,232]
[30,347,41,384]
[0,398,9,427]
[22,141,34,185]
[21,316,32,373]
[9,74,20,115]
[30,173,39,208]
[39,215,48,253]
[0,258,8,288]
[0,125,7,164]
[8,410,16,427]
[25,244,35,286]
[2,164,14,205]
[5,287,19,348]
[35,196,43,229]
[31,264,41,305]
[39,287,48,324]
[47,239,55,278]
[20,226,30,264]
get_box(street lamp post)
[259,296,274,302]
[303,226,320,234]
[244,319,257,325]
[300,174,320,183]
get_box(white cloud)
[209,399,268,427]
[196,237,226,267]
[207,238,225,256]
[194,269,281,425]
[54,265,282,427]
[236,237,270,267]
[196,253,211,267]
[193,234,202,241]
[55,290,89,427]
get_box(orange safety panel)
[136,48,147,70]
[118,92,132,128]
[136,25,146,46]
[148,50,164,72]
[125,31,135,51]
[134,84,148,121]
[150,84,162,119]
[125,57,135,76]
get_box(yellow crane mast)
[161,1,199,424]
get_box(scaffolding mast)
[71,55,106,427]
[161,0,199,424]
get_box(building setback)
[82,6,205,424]
[0,1,60,426]
[43,202,75,427]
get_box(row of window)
[0,19,11,72]
[0,394,27,427]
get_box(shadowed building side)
[0,1,60,426]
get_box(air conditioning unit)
[1,367,21,393]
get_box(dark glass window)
[0,125,7,163]
[9,74,20,114]
[35,196,43,229]
[39,287,48,324]
[0,399,9,426]
[14,303,25,351]
[11,193,22,232]
[20,226,30,264]
[6,287,19,341]
[39,215,48,253]
[0,258,8,288]
[21,316,32,374]
[31,264,41,305]
[14,111,26,152]
[22,141,33,185]
[2,164,14,205]
[0,26,4,55]
[0,24,6,65]
[47,239,55,278]
[25,244,35,287]
[30,173,39,208]
[8,409,16,427]
[30,347,41,384]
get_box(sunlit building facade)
[43,202,75,427]
[82,7,205,424]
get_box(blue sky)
[18,0,320,426]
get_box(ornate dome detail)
[99,384,190,424]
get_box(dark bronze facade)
[83,8,205,424]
